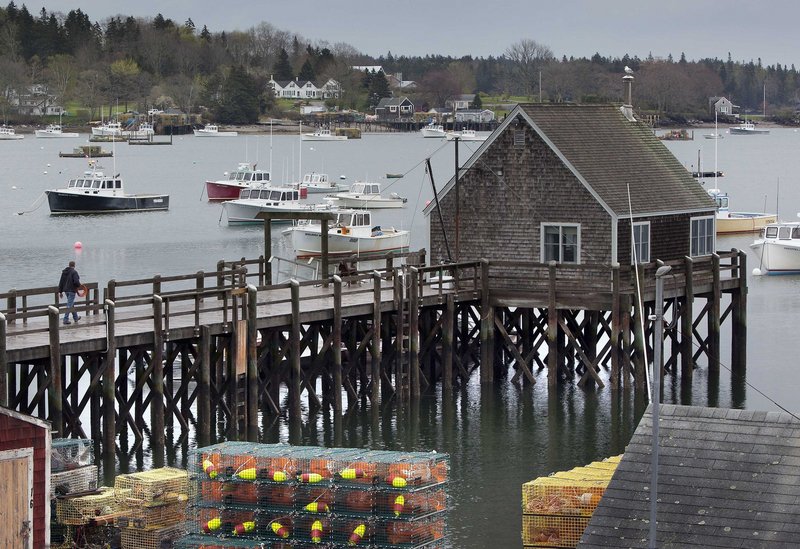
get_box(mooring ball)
[752,268,762,276]
[74,241,83,249]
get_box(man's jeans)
[63,291,78,322]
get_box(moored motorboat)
[297,172,341,194]
[0,125,24,140]
[223,185,324,224]
[45,161,169,214]
[285,209,410,260]
[91,121,123,136]
[301,128,347,141]
[193,124,238,137]
[707,188,777,234]
[445,128,486,142]
[326,182,406,209]
[35,124,80,138]
[420,122,446,138]
[729,120,769,135]
[205,162,271,201]
[750,222,800,274]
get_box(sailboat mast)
[714,111,718,186]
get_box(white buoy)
[47,163,51,167]
[339,175,346,180]
[11,185,17,190]
[43,171,48,174]
[752,268,762,276]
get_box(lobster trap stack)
[521,455,621,548]
[49,438,99,547]
[181,442,449,548]
[114,467,189,548]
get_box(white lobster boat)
[326,182,407,209]
[420,123,445,138]
[223,185,325,224]
[297,172,341,194]
[301,128,347,141]
[751,222,800,274]
[193,124,238,137]
[35,124,79,138]
[285,209,410,260]
[0,125,24,140]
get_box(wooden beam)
[558,315,605,388]
[371,272,382,403]
[479,259,494,383]
[709,253,721,375]
[547,262,557,388]
[290,280,301,418]
[0,313,6,407]
[47,306,63,437]
[611,264,620,389]
[333,276,343,413]
[442,295,454,392]
[197,325,211,447]
[731,249,747,376]
[246,285,259,440]
[103,299,116,484]
[409,267,420,398]
[151,296,165,467]
[682,256,694,381]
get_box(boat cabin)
[303,173,330,185]
[761,223,800,241]
[347,182,381,195]
[66,172,122,192]
[238,187,299,201]
[229,164,270,184]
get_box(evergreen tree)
[368,70,391,109]
[473,93,482,109]
[200,25,211,42]
[205,65,260,123]
[272,48,293,80]
[298,58,315,82]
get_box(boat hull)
[301,134,347,141]
[290,227,410,259]
[750,240,800,274]
[0,134,24,140]
[206,181,250,201]
[193,129,238,137]
[46,191,169,214]
[717,213,778,234]
[729,128,769,135]
[421,129,445,138]
[223,201,306,224]
[35,130,80,138]
[328,196,406,209]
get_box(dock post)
[198,325,211,447]
[321,221,329,287]
[731,250,747,375]
[443,294,454,393]
[6,290,16,325]
[47,306,63,437]
[151,296,165,467]
[709,253,721,375]
[264,222,272,286]
[409,267,420,398]
[611,264,620,389]
[547,261,558,389]
[0,312,6,407]
[246,285,258,440]
[103,299,116,484]
[479,259,494,383]
[621,296,632,390]
[333,276,343,412]
[371,272,382,404]
[681,257,694,381]
[289,280,301,419]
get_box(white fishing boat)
[301,128,347,141]
[0,125,24,140]
[420,122,446,138]
[205,162,271,201]
[45,161,169,214]
[326,182,407,209]
[193,124,238,137]
[223,185,325,224]
[91,121,123,136]
[297,172,341,194]
[127,121,155,139]
[707,189,777,234]
[35,124,79,138]
[729,120,769,135]
[751,222,800,274]
[445,128,486,142]
[285,209,410,260]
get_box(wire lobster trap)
[119,523,185,549]
[51,464,98,498]
[114,466,189,507]
[51,438,94,472]
[373,515,446,547]
[55,487,123,526]
[356,450,449,490]
[374,486,447,520]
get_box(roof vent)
[621,68,636,122]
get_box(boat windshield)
[779,226,792,240]
[367,184,380,194]
[68,179,76,188]
[765,227,778,239]
[715,196,728,209]
[793,228,800,239]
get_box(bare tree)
[45,54,77,109]
[504,39,554,99]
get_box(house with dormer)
[424,103,716,269]
[375,96,415,121]
[269,77,341,100]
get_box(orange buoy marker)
[348,523,367,545]
[311,519,324,542]
[236,468,257,481]
[388,474,407,488]
[271,521,290,538]
[393,495,405,517]
[202,517,221,533]
[202,459,217,479]
[233,521,255,536]
[298,472,323,483]
[339,468,366,480]
[267,469,288,482]
[304,501,330,513]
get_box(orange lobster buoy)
[311,519,324,542]
[202,516,221,533]
[298,472,323,483]
[232,521,255,536]
[348,523,367,545]
[271,521,290,538]
[339,468,366,480]
[202,459,217,479]
[393,495,405,517]
[304,501,330,513]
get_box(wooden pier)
[0,249,746,478]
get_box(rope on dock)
[16,192,46,215]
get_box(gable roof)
[0,405,51,429]
[580,405,800,548]
[376,96,411,108]
[424,104,714,218]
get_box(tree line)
[1,3,799,125]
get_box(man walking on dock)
[58,260,81,325]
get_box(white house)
[269,77,341,100]
[454,109,495,123]
[445,94,476,111]
[709,96,736,116]
[8,84,65,116]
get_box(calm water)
[2,128,799,548]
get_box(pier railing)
[1,283,101,325]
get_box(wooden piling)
[681,256,694,380]
[443,294,454,392]
[409,267,420,398]
[246,285,258,439]
[290,280,301,418]
[547,262,558,388]
[731,250,747,374]
[479,259,494,383]
[611,264,620,389]
[709,253,721,375]
[0,313,7,407]
[198,325,211,447]
[151,296,165,467]
[103,299,116,481]
[371,272,382,403]
[47,306,63,437]
[333,276,343,412]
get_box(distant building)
[454,109,495,123]
[375,96,415,121]
[352,65,384,74]
[269,76,341,100]
[709,96,736,116]
[386,73,418,90]
[8,84,65,116]
[445,94,476,111]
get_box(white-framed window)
[632,221,650,264]
[690,215,715,256]
[541,223,580,264]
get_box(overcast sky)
[26,0,799,67]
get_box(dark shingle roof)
[580,405,800,548]
[517,104,715,216]
[376,96,410,108]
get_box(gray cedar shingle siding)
[579,405,800,548]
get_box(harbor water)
[1,128,800,548]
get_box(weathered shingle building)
[424,103,716,267]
